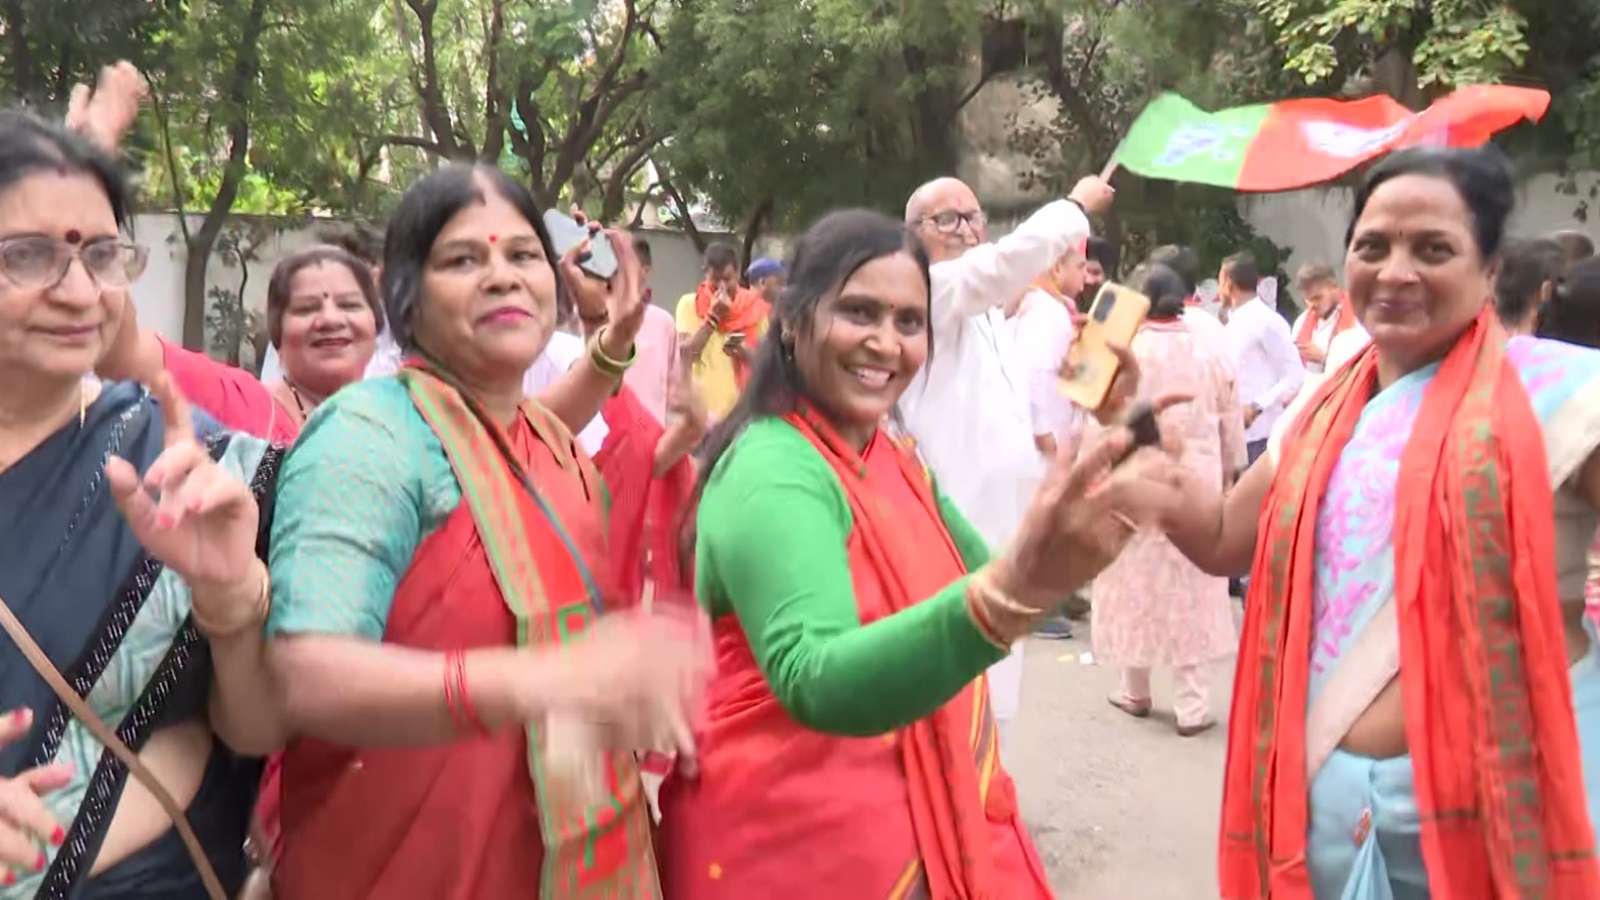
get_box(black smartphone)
[542,210,619,280]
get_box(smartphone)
[542,210,619,280]
[1059,281,1152,411]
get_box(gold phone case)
[1059,282,1152,411]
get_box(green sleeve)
[268,380,434,641]
[696,420,1006,737]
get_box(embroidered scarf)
[1219,309,1600,898]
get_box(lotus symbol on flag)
[1156,122,1254,168]
[1301,120,1410,159]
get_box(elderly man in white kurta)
[896,174,1115,758]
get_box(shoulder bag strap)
[0,591,228,900]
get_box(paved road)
[1006,631,1237,900]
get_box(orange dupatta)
[692,282,769,334]
[785,406,1008,899]
[1219,309,1600,898]
[1293,293,1358,346]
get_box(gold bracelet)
[192,560,271,640]
[967,566,1051,645]
[589,325,637,378]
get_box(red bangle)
[963,579,1009,650]
[446,650,491,737]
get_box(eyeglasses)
[0,236,149,290]
[921,210,987,234]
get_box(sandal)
[1176,720,1217,738]
[1107,695,1152,719]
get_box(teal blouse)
[694,417,1006,737]
[267,378,463,641]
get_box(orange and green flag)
[1112,86,1549,192]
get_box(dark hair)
[1085,236,1119,276]
[1494,238,1566,328]
[380,164,561,352]
[679,209,930,566]
[0,109,131,229]
[314,223,384,267]
[265,245,384,347]
[1537,257,1600,348]
[1222,252,1260,292]
[1345,146,1515,262]
[1549,229,1595,267]
[1149,244,1200,296]
[1142,263,1188,319]
[702,242,739,272]
[632,234,653,267]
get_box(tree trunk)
[739,197,773,276]
[180,0,269,350]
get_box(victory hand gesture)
[105,375,265,636]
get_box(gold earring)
[79,380,88,429]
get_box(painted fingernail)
[11,708,29,726]
[50,826,64,846]
[2,868,14,886]
[33,852,45,872]
[156,513,174,529]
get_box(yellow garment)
[674,292,765,420]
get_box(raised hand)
[557,228,647,352]
[0,709,72,880]
[65,61,147,155]
[105,374,265,636]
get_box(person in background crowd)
[1085,263,1244,737]
[1551,228,1595,268]
[895,172,1115,759]
[1081,235,1118,313]
[1290,261,1366,374]
[266,164,703,899]
[1005,242,1089,640]
[256,225,386,384]
[1149,244,1227,345]
[1495,237,1567,336]
[659,207,1184,898]
[1167,146,1600,899]
[675,242,770,422]
[1219,251,1303,466]
[747,255,787,305]
[1536,257,1600,635]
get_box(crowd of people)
[6,59,1600,899]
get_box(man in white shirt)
[1220,252,1304,466]
[1289,261,1368,375]
[1006,244,1086,460]
[898,174,1115,757]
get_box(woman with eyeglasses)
[0,110,285,899]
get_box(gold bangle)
[963,578,1011,651]
[967,566,1050,645]
[192,560,270,640]
[589,326,637,378]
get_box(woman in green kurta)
[657,207,1186,898]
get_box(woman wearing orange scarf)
[1162,146,1600,898]
[656,209,1187,898]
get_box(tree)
[0,0,178,106]
[645,0,994,255]
[379,0,663,212]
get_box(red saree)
[592,386,695,611]
[1220,310,1600,898]
[657,410,1050,899]
[272,366,659,899]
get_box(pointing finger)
[145,372,195,449]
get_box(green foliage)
[646,0,989,233]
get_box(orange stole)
[656,413,1049,899]
[1292,294,1358,347]
[1219,310,1600,898]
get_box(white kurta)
[897,200,1092,750]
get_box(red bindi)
[487,234,498,244]
[64,229,81,245]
